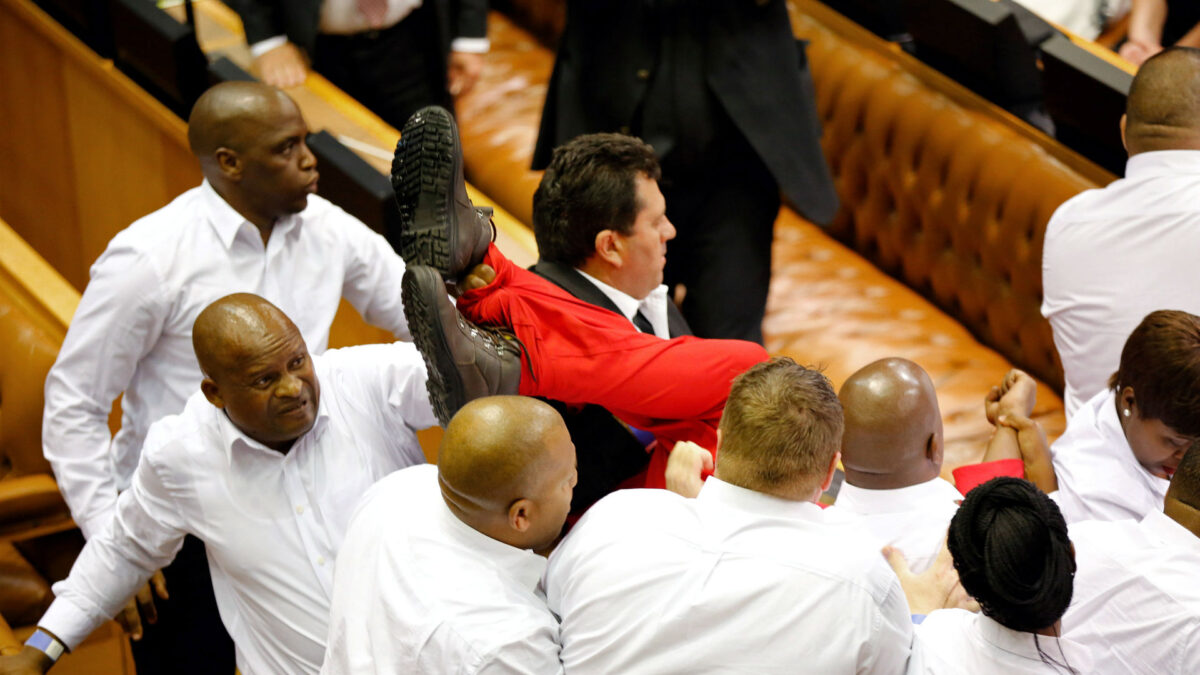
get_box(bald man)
[322,397,574,674]
[10,294,436,674]
[42,81,411,671]
[826,359,1044,573]
[1061,433,1200,673]
[1043,47,1200,418]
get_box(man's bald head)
[194,294,319,452]
[1124,47,1200,155]
[838,358,943,490]
[188,81,297,161]
[439,397,576,551]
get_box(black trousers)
[130,535,235,674]
[660,122,780,345]
[313,3,450,130]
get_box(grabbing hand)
[0,646,54,674]
[1119,39,1162,66]
[984,369,1037,424]
[664,441,713,499]
[254,42,309,89]
[447,52,485,97]
[116,570,168,641]
[884,541,979,616]
[996,413,1057,493]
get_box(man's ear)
[927,432,944,469]
[1119,114,1128,152]
[214,147,242,180]
[593,229,623,268]
[820,450,841,493]
[508,498,534,533]
[201,378,225,409]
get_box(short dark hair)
[717,358,844,494]
[532,134,661,267]
[949,478,1075,638]
[1110,310,1200,438]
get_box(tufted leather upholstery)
[454,0,1116,474]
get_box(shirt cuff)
[450,37,490,53]
[249,35,289,58]
[38,597,105,651]
[952,459,1025,496]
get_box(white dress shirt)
[1049,389,1169,524]
[39,344,436,675]
[909,609,1092,674]
[545,478,913,674]
[1042,150,1200,418]
[825,476,962,573]
[1063,511,1200,674]
[42,181,409,539]
[322,464,564,675]
[575,268,671,338]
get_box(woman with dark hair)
[907,478,1091,673]
[1050,310,1200,524]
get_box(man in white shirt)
[229,0,488,128]
[6,294,437,675]
[1061,432,1200,674]
[323,396,574,674]
[544,358,913,674]
[1042,47,1200,417]
[42,81,411,672]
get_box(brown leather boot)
[391,106,493,281]
[402,265,522,426]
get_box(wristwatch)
[25,629,66,663]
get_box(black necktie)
[633,310,654,335]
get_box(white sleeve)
[42,246,168,539]
[337,215,410,340]
[861,577,915,675]
[41,438,188,649]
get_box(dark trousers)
[660,123,780,345]
[313,3,450,130]
[130,535,235,674]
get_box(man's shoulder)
[109,186,209,252]
[139,393,222,465]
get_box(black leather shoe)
[391,106,492,281]
[402,265,522,425]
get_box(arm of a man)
[447,0,490,96]
[36,444,188,662]
[1121,0,1169,64]
[43,247,167,540]
[338,216,412,340]
[225,0,308,88]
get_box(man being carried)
[322,396,574,674]
[6,294,436,674]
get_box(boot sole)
[392,107,459,279]
[402,266,464,426]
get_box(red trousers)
[457,245,769,486]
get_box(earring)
[1123,409,1132,417]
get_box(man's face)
[209,322,320,450]
[525,423,578,551]
[236,96,319,220]
[1124,409,1193,479]
[613,174,676,300]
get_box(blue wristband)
[25,629,66,662]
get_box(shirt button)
[317,556,326,566]
[295,505,305,515]
[636,68,650,80]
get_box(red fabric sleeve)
[952,459,1025,496]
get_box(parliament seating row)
[453,0,1118,473]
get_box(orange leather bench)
[455,0,1116,475]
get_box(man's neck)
[844,467,936,491]
[210,181,276,245]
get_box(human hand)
[254,42,309,89]
[996,413,1057,493]
[0,646,54,674]
[1119,39,1162,66]
[115,571,168,641]
[447,52,485,97]
[984,369,1036,424]
[664,441,712,499]
[884,541,979,615]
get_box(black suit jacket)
[228,0,488,60]
[530,260,690,513]
[532,0,838,225]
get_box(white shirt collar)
[213,391,333,466]
[976,613,1074,663]
[834,475,961,514]
[1124,149,1200,179]
[575,268,670,338]
[697,477,823,521]
[436,496,547,592]
[200,179,301,250]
